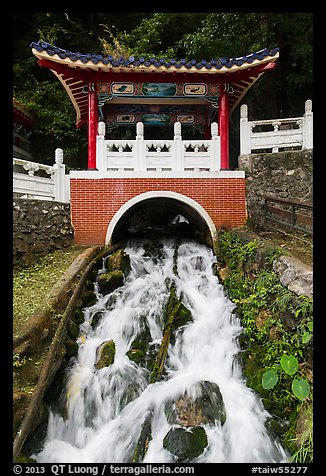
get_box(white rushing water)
[34,238,288,463]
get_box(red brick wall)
[70,177,247,245]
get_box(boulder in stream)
[97,270,124,294]
[162,380,226,461]
[96,340,116,370]
[163,425,208,461]
[164,380,226,427]
[105,249,131,275]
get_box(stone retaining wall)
[238,150,313,229]
[13,198,74,265]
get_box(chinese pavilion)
[30,41,279,246]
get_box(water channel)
[33,237,288,463]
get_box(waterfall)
[33,238,288,463]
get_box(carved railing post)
[303,99,313,149]
[135,122,145,171]
[173,122,183,171]
[240,104,251,154]
[53,148,65,202]
[96,121,106,171]
[210,122,220,171]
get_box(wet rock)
[81,289,97,307]
[265,414,289,438]
[96,340,116,370]
[164,380,226,427]
[97,270,124,294]
[150,283,192,383]
[163,426,208,461]
[105,249,131,275]
[90,311,104,330]
[65,338,79,359]
[132,411,153,462]
[127,321,158,370]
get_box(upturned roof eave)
[30,42,279,127]
[31,45,279,77]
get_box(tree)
[13,12,312,168]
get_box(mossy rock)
[97,270,124,294]
[126,348,146,364]
[265,415,290,438]
[132,411,153,462]
[15,453,37,463]
[90,311,104,330]
[81,289,97,307]
[146,342,160,371]
[96,340,116,370]
[163,426,208,461]
[65,337,79,359]
[127,320,153,367]
[105,249,131,275]
[150,284,192,382]
[172,302,192,332]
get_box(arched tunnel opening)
[106,194,217,249]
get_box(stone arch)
[105,191,217,247]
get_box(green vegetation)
[13,13,312,169]
[13,245,85,335]
[217,230,313,461]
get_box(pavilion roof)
[30,41,279,128]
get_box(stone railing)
[96,121,220,172]
[240,99,313,154]
[13,148,67,202]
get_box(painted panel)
[184,84,207,95]
[142,83,176,96]
[116,114,135,123]
[142,114,171,124]
[177,114,195,123]
[111,83,135,95]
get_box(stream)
[33,237,288,463]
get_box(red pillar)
[218,85,229,169]
[88,83,98,170]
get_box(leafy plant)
[262,353,311,402]
[262,369,278,389]
[291,379,310,401]
[280,354,298,375]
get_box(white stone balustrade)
[96,121,220,173]
[13,148,68,202]
[240,100,313,154]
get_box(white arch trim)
[105,190,217,245]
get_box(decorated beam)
[30,41,279,170]
[31,42,279,128]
